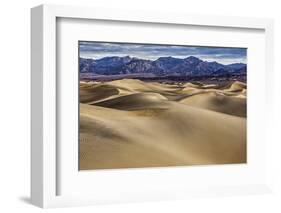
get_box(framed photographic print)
[31,4,274,208]
[78,41,248,170]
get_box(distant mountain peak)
[184,56,202,62]
[185,56,199,60]
[157,56,176,60]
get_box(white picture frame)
[31,4,274,208]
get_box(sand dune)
[179,91,246,117]
[224,81,247,92]
[79,79,247,170]
[80,83,136,104]
[108,79,180,92]
[93,92,169,110]
[80,84,120,103]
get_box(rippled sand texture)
[79,79,246,170]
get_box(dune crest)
[225,81,247,92]
[93,92,169,110]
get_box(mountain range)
[79,56,246,77]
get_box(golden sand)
[79,79,246,170]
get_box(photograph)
[79,41,247,170]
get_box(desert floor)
[79,79,246,170]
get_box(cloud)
[79,41,246,65]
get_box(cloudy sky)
[79,41,247,65]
